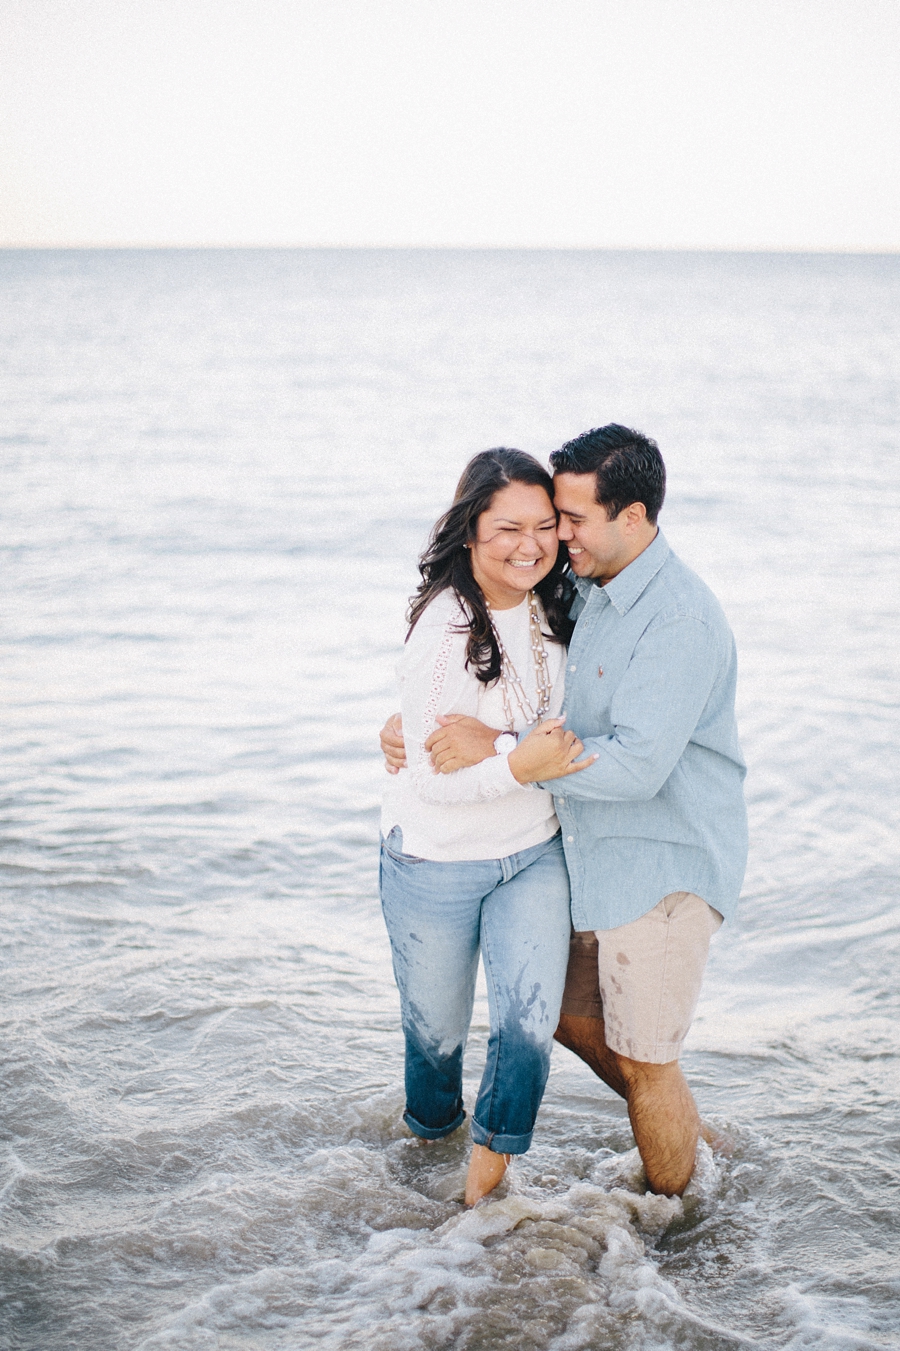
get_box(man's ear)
[623,501,648,532]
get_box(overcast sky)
[2,0,898,249]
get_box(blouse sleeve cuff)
[492,751,534,794]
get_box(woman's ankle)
[464,1143,511,1206]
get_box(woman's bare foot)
[465,1144,512,1206]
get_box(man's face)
[553,472,639,584]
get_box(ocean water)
[1,248,899,1350]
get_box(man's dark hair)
[549,424,666,524]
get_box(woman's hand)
[508,719,597,785]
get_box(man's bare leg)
[555,1012,726,1189]
[554,1013,629,1098]
[615,1055,700,1196]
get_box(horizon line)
[2,241,899,256]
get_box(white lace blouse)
[381,588,566,862]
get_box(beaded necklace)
[491,591,552,731]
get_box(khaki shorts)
[560,892,723,1065]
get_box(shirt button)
[569,664,577,672]
[557,796,565,803]
[567,835,574,843]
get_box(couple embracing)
[378,424,748,1206]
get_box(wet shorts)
[560,891,723,1064]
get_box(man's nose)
[557,519,572,540]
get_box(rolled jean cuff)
[403,1107,466,1141]
[470,1119,533,1155]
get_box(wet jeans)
[379,827,570,1154]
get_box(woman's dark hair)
[407,448,575,684]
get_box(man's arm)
[543,615,721,801]
[379,713,406,773]
[379,713,502,774]
[426,715,502,773]
[380,711,596,782]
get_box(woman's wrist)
[507,745,533,785]
[493,732,517,757]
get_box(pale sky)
[2,0,899,249]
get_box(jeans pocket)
[381,825,426,865]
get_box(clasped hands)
[379,713,596,784]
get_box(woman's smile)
[468,481,559,609]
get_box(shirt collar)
[575,529,670,616]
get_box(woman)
[380,448,594,1206]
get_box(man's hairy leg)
[554,1013,629,1099]
[555,1016,699,1193]
[554,1014,726,1179]
[616,1055,700,1197]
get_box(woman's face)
[469,481,559,609]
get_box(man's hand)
[379,712,406,773]
[425,715,502,774]
[508,719,597,784]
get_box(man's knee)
[553,1012,579,1046]
[613,1051,681,1092]
[554,1011,605,1052]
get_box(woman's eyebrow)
[492,515,558,526]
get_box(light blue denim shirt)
[542,530,748,930]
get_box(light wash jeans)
[379,826,570,1154]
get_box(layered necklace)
[491,591,552,731]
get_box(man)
[381,425,747,1195]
